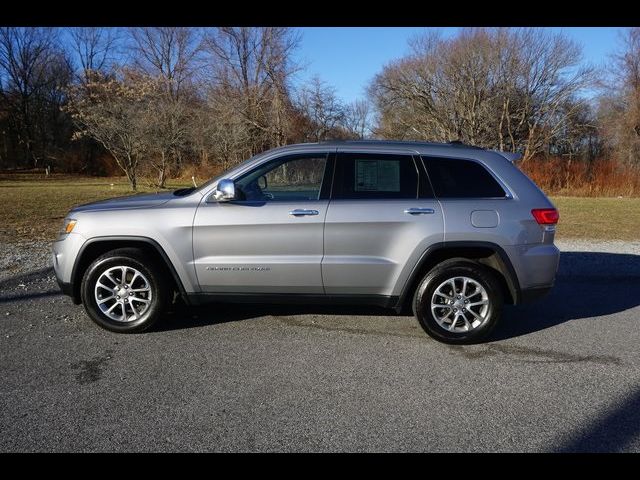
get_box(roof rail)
[318,139,485,149]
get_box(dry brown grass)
[519,157,640,197]
[0,174,189,242]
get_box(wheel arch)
[70,236,188,305]
[397,241,521,312]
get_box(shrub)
[518,156,640,197]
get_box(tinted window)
[423,157,506,198]
[235,154,328,202]
[333,153,420,200]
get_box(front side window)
[234,154,328,202]
[332,153,420,200]
[422,157,507,198]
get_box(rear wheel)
[412,259,503,344]
[81,248,169,333]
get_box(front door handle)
[404,207,435,215]
[289,209,319,216]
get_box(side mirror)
[214,179,236,202]
[258,175,268,190]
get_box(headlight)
[60,218,77,236]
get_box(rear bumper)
[505,243,560,292]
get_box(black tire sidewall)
[81,253,166,333]
[413,263,503,344]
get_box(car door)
[193,152,333,294]
[322,150,444,297]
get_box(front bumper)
[52,233,85,303]
[56,276,74,297]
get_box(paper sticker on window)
[355,160,400,192]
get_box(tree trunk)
[125,155,137,191]
[158,151,167,188]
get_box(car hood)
[71,191,175,213]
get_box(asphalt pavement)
[1,241,639,452]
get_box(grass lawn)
[551,196,640,242]
[0,174,190,242]
[0,174,638,242]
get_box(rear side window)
[422,157,507,198]
[332,153,420,199]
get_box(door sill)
[186,292,399,309]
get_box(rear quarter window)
[422,157,506,198]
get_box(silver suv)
[53,140,560,344]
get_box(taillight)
[531,208,559,225]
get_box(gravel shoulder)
[555,239,640,255]
[0,240,54,282]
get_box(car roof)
[272,139,485,155]
[266,140,525,163]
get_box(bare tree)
[296,75,345,141]
[66,70,156,190]
[143,93,191,188]
[204,27,301,154]
[343,99,372,139]
[67,27,120,83]
[598,28,640,167]
[199,87,253,171]
[548,100,600,161]
[128,27,205,174]
[0,27,72,168]
[369,28,595,161]
[129,27,203,100]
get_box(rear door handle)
[404,208,435,215]
[289,209,319,216]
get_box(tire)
[412,258,503,344]
[80,248,169,333]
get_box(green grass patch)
[551,196,640,242]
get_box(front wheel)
[81,248,169,333]
[412,259,503,344]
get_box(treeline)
[0,27,367,189]
[1,27,639,192]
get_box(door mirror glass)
[258,175,268,190]
[214,179,235,202]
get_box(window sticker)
[355,159,400,192]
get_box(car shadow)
[554,385,640,452]
[489,251,640,341]
[0,289,62,304]
[157,251,640,338]
[157,302,394,332]
[0,267,54,290]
